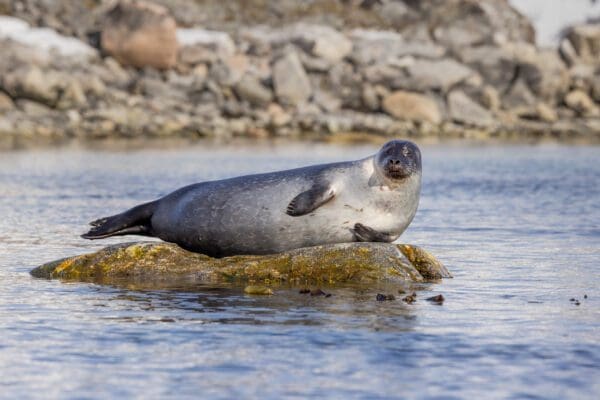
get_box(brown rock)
[382,91,442,124]
[101,0,179,69]
[565,90,599,117]
[0,92,14,111]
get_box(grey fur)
[83,140,422,257]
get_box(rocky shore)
[1,0,599,148]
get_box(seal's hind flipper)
[352,223,394,242]
[286,182,335,216]
[82,200,158,240]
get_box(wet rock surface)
[0,0,599,148]
[30,242,451,288]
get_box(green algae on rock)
[30,241,451,286]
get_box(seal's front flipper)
[286,183,335,216]
[352,223,395,242]
[81,200,158,239]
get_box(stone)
[234,74,273,106]
[382,91,442,124]
[448,90,495,127]
[289,23,352,63]
[56,80,87,109]
[349,29,444,65]
[0,92,14,111]
[405,59,474,93]
[564,90,599,117]
[16,99,53,116]
[565,23,600,66]
[267,103,291,127]
[1,66,62,106]
[209,53,249,86]
[430,0,534,49]
[272,49,311,106]
[458,45,517,92]
[100,0,179,69]
[30,242,451,286]
[535,103,558,123]
[176,28,236,56]
[362,84,380,111]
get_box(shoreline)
[3,131,599,153]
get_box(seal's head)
[375,140,422,182]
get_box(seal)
[82,139,422,257]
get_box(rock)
[30,242,451,286]
[535,103,558,123]
[382,91,442,124]
[100,0,179,69]
[430,0,535,48]
[177,28,236,57]
[209,54,249,86]
[16,99,53,116]
[458,45,517,92]
[267,103,291,127]
[0,92,14,111]
[1,66,61,106]
[564,90,599,117]
[362,84,380,111]
[349,29,444,65]
[289,23,352,63]
[234,74,273,106]
[56,80,87,110]
[448,90,495,127]
[565,24,600,66]
[272,49,312,106]
[405,59,474,93]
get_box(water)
[0,142,599,399]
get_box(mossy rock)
[30,242,451,286]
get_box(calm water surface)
[0,142,598,399]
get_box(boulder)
[234,74,273,106]
[447,90,495,127]
[1,66,62,106]
[100,0,179,69]
[564,90,599,117]
[30,242,451,286]
[289,23,352,63]
[382,91,442,124]
[565,23,600,66]
[430,0,535,48]
[272,49,312,106]
[349,29,444,66]
[405,59,474,93]
[0,92,14,111]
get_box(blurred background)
[0,0,599,149]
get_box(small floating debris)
[569,297,581,306]
[244,285,273,295]
[376,293,396,301]
[402,292,417,304]
[426,294,445,304]
[299,288,311,294]
[584,294,588,299]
